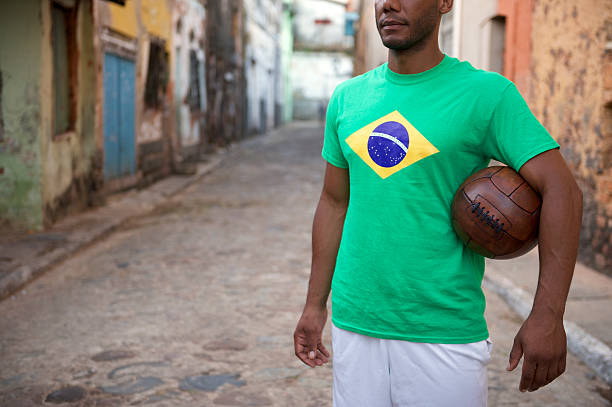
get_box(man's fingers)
[318,342,330,358]
[507,338,523,371]
[529,363,549,391]
[294,332,317,367]
[316,348,329,363]
[296,347,328,367]
[297,351,316,367]
[559,355,567,375]
[297,344,316,367]
[545,360,560,385]
[294,334,329,368]
[519,359,536,392]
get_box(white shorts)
[332,323,493,407]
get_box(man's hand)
[507,309,567,392]
[294,305,330,368]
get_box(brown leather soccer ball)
[451,166,542,259]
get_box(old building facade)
[1,0,296,233]
[291,0,356,120]
[95,0,175,191]
[0,0,98,230]
[244,0,283,134]
[173,0,207,162]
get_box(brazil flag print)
[345,111,439,179]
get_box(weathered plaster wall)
[245,0,282,134]
[497,0,533,98]
[530,0,611,273]
[141,0,173,40]
[0,1,44,230]
[107,0,140,38]
[41,0,100,227]
[173,0,206,157]
[96,0,173,187]
[205,0,247,146]
[101,0,172,144]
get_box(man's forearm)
[305,193,347,309]
[531,177,582,318]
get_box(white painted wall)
[173,0,206,149]
[293,0,352,50]
[291,51,353,120]
[438,0,499,70]
[244,0,283,133]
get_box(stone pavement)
[0,122,610,406]
[0,155,223,301]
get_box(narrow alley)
[0,123,609,406]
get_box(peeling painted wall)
[0,0,100,231]
[0,2,44,231]
[41,0,100,227]
[205,0,246,146]
[530,0,611,273]
[95,0,174,186]
[173,0,206,160]
[98,0,172,143]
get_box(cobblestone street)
[0,123,609,406]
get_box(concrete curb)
[0,156,222,302]
[484,273,612,385]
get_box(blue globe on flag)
[367,121,410,167]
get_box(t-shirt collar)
[384,54,454,85]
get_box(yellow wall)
[107,0,171,44]
[107,0,139,38]
[142,0,172,41]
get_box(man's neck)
[387,44,445,75]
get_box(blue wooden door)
[103,53,135,179]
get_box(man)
[293,0,583,406]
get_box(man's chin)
[381,38,412,50]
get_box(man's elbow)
[320,188,349,212]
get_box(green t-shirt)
[322,55,559,343]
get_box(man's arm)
[294,162,349,368]
[507,148,583,391]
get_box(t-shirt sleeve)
[321,90,349,169]
[484,83,560,171]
